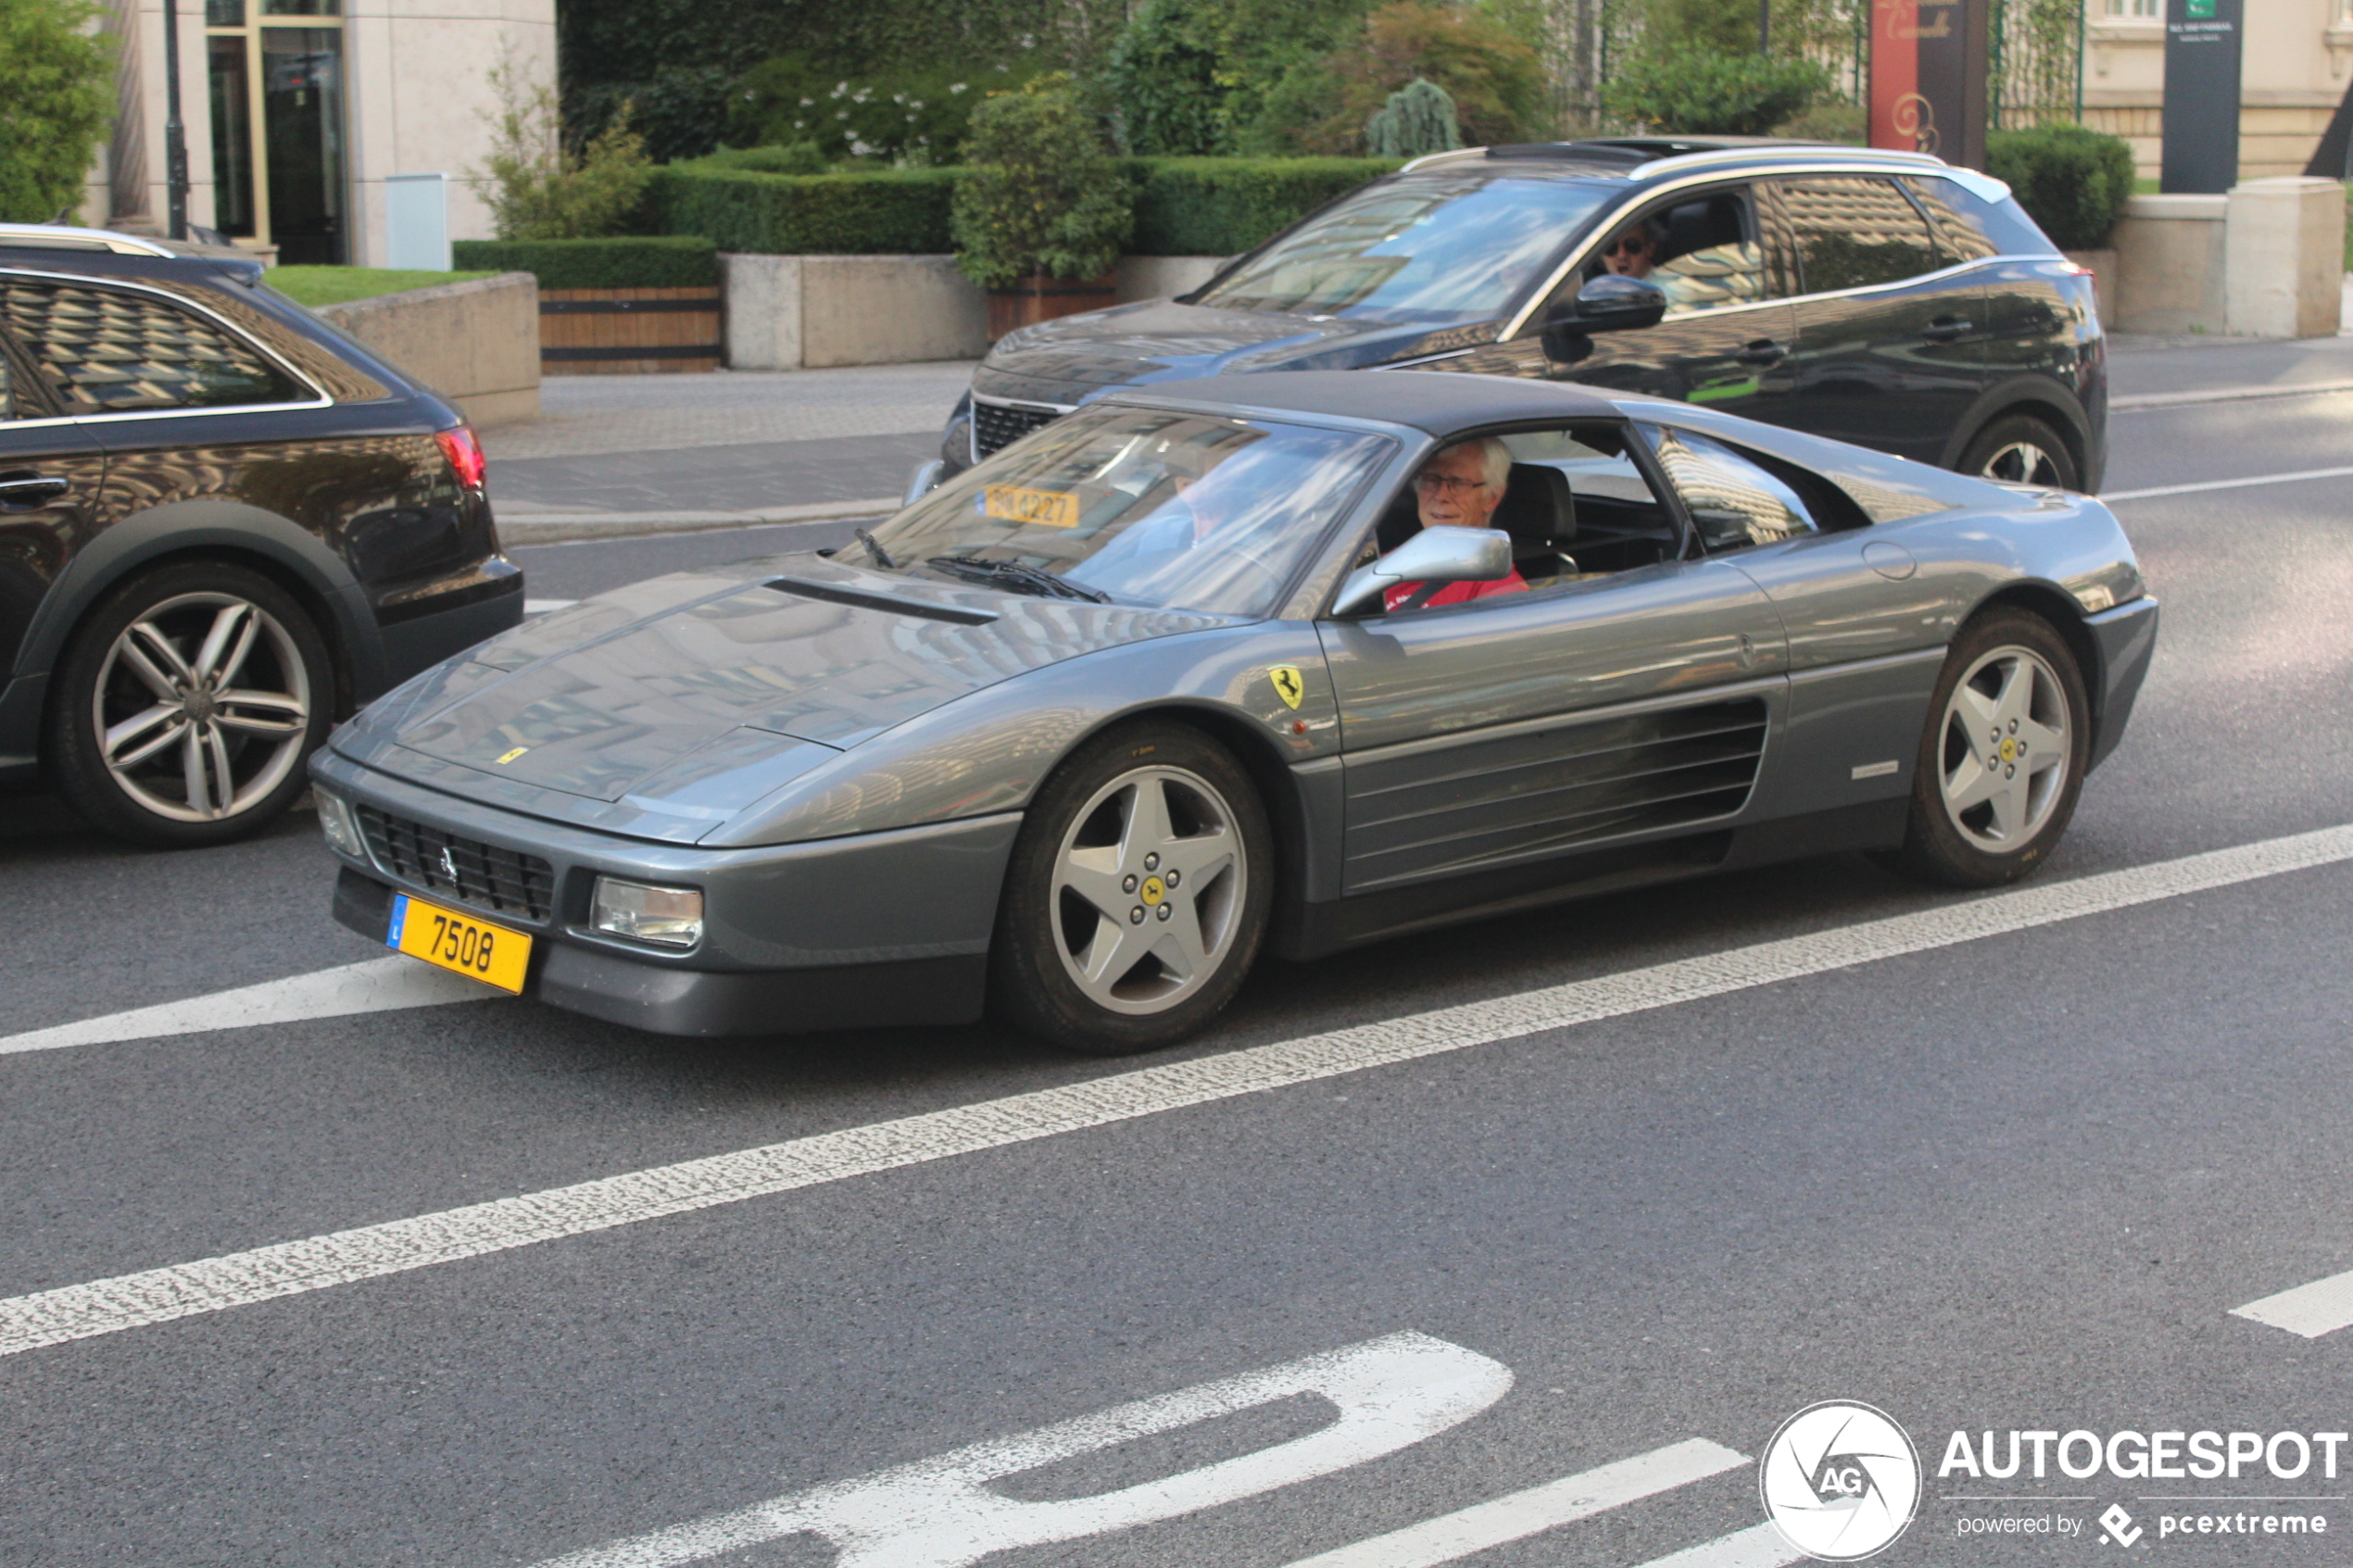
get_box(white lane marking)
[1279,1440,1747,1568]
[2104,465,2353,502]
[1629,1523,1803,1568]
[2112,379,2353,411]
[533,1333,1511,1568]
[2231,1269,2353,1337]
[4,823,2352,1358]
[0,956,504,1059]
[523,597,579,614]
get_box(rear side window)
[1639,424,1818,552]
[1903,176,2059,260]
[0,279,304,413]
[1770,176,1942,295]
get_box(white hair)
[1434,435,1512,489]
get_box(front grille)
[971,399,1062,459]
[359,805,555,922]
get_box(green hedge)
[1984,125,2136,251]
[448,235,719,289]
[649,155,1400,257]
[1122,157,1400,257]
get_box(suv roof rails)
[1401,138,1953,178]
[0,222,178,258]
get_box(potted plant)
[952,74,1134,341]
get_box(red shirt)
[1384,569,1529,612]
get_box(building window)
[2106,0,2158,17]
[205,0,347,264]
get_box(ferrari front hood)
[335,556,1227,834]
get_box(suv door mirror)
[1332,526,1514,616]
[1541,274,1667,360]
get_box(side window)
[1494,424,1680,579]
[1579,187,1768,316]
[0,279,302,414]
[1771,176,1942,295]
[1638,423,1818,553]
[1901,176,2059,261]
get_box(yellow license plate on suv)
[388,893,532,994]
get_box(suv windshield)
[1194,170,1614,324]
[868,407,1392,618]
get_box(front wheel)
[990,721,1273,1055]
[1881,608,2090,888]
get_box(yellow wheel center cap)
[1140,875,1166,906]
[1999,738,2020,763]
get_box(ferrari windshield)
[867,407,1392,618]
[1193,170,1615,324]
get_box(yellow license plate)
[984,483,1077,528]
[387,893,532,994]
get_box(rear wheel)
[990,721,1272,1055]
[46,561,331,848]
[1881,608,2089,888]
[1960,414,2079,490]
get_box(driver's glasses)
[1604,235,1651,257]
[1415,472,1490,495]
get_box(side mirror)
[902,459,947,507]
[1541,273,1667,359]
[1331,526,1514,617]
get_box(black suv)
[936,138,2104,494]
[0,224,522,847]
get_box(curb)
[497,496,899,546]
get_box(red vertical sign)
[1870,0,1928,153]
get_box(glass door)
[205,0,347,264]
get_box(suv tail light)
[434,424,487,492]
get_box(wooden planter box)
[987,272,1117,342]
[539,286,724,374]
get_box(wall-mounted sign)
[1869,0,1991,170]
[2161,0,2242,193]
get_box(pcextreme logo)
[1760,1400,1923,1561]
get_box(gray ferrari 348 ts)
[311,372,2157,1054]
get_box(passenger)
[1384,436,1529,611]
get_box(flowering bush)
[951,74,1133,287]
[728,54,1039,166]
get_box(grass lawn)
[266,266,496,307]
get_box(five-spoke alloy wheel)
[992,721,1272,1054]
[48,562,332,847]
[1885,608,2089,887]
[1960,414,2079,491]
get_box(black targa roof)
[1112,371,1625,440]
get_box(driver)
[1382,437,1529,611]
[1598,217,1665,280]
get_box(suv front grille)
[972,399,1062,459]
[359,805,555,922]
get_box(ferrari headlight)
[591,877,704,948]
[316,789,366,860]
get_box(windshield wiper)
[854,526,896,570]
[924,556,1110,604]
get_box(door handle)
[1734,340,1788,366]
[1919,318,1976,343]
[0,473,71,508]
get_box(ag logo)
[1267,665,1305,709]
[1759,1400,1920,1561]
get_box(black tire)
[1881,608,2090,889]
[1959,413,2080,490]
[990,720,1274,1055]
[45,560,333,848]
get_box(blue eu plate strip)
[386,893,409,948]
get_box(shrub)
[1604,47,1830,136]
[727,53,1034,166]
[688,143,830,175]
[1365,78,1460,158]
[1770,99,1868,145]
[450,235,718,289]
[473,60,655,239]
[1984,123,2136,250]
[0,0,114,223]
[1287,3,1549,154]
[952,75,1133,286]
[1124,156,1399,254]
[654,166,962,253]
[569,67,734,164]
[1104,0,1230,156]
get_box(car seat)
[1491,463,1578,577]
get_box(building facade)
[2085,0,2353,178]
[81,0,555,266]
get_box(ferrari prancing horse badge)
[1268,665,1304,709]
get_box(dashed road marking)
[1630,1523,1803,1568]
[1278,1439,1747,1568]
[3,824,2351,1357]
[0,956,504,1059]
[2232,1268,2353,1338]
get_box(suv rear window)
[1770,176,1941,294]
[0,278,304,414]
[1903,176,2059,261]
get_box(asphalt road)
[6,343,2353,1568]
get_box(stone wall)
[312,271,541,426]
